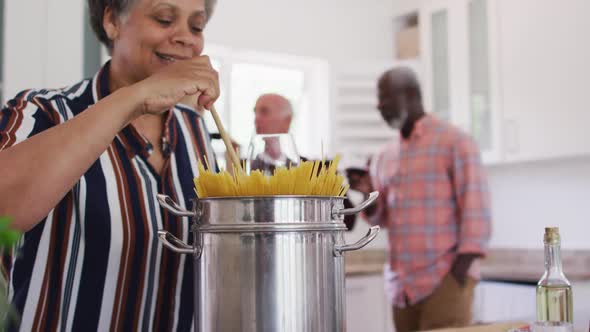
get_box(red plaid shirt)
[365,115,491,306]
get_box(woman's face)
[108,0,207,84]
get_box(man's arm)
[450,136,492,285]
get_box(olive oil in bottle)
[536,284,573,322]
[536,227,573,323]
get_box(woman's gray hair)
[87,0,217,49]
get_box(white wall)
[206,0,395,63]
[3,0,45,99]
[487,157,590,250]
[349,156,590,251]
[3,0,84,100]
[392,0,426,17]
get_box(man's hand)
[346,168,373,194]
[450,253,480,287]
[345,167,380,217]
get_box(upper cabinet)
[467,0,499,160]
[420,1,454,123]
[495,0,590,162]
[416,0,590,164]
[419,0,502,163]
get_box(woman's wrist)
[105,84,146,127]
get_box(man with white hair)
[254,93,294,134]
[213,94,293,171]
[248,93,295,173]
[251,93,357,230]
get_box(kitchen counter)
[479,248,590,282]
[345,248,590,282]
[345,249,590,331]
[345,249,387,276]
[423,322,528,332]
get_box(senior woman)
[0,0,219,330]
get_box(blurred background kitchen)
[2,0,589,330]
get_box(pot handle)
[157,194,195,217]
[334,191,379,217]
[334,226,379,256]
[158,230,198,255]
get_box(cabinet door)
[497,0,590,162]
[473,281,536,322]
[420,0,502,164]
[466,0,502,163]
[420,0,590,163]
[346,275,392,332]
[420,1,464,125]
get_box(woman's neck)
[108,57,136,94]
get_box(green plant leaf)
[1,217,21,331]
[0,217,21,247]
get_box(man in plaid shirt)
[349,67,491,331]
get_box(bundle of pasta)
[194,156,349,198]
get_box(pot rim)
[195,195,344,201]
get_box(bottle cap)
[544,227,561,245]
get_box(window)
[203,45,330,167]
[229,63,305,148]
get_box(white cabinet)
[495,0,590,162]
[420,1,461,125]
[346,274,394,332]
[418,0,590,164]
[419,0,502,164]
[472,281,536,323]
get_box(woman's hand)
[133,55,220,117]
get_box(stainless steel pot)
[157,192,379,332]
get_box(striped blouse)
[0,62,215,331]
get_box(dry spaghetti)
[194,156,349,198]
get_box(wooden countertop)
[478,248,590,282]
[344,249,387,276]
[345,248,590,282]
[423,322,528,332]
